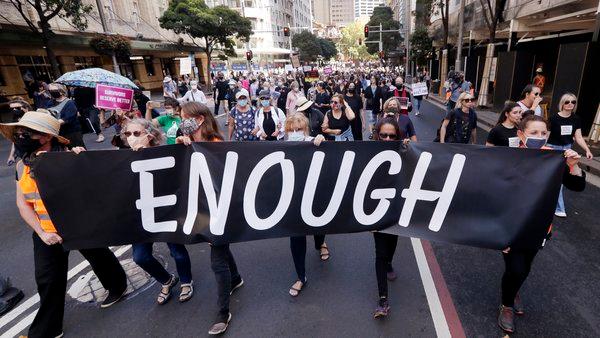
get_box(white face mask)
[127,135,149,149]
[191,85,198,90]
[287,131,305,141]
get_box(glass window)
[144,56,155,76]
[16,55,54,83]
[0,69,6,86]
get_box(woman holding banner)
[370,116,411,319]
[175,102,244,335]
[497,114,586,333]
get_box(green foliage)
[90,34,132,58]
[317,38,338,60]
[337,21,373,60]
[291,31,323,62]
[410,27,433,66]
[365,6,401,55]
[415,0,433,28]
[159,0,252,55]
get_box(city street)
[1,99,599,337]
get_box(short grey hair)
[123,118,164,147]
[558,92,577,113]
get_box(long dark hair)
[520,84,540,100]
[496,101,520,125]
[373,116,401,141]
[518,114,549,131]
[181,102,223,141]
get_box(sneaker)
[373,298,390,319]
[95,134,105,143]
[208,312,232,335]
[554,211,567,218]
[100,288,127,308]
[498,305,515,333]
[386,270,397,281]
[415,111,420,116]
[513,294,524,315]
[230,278,244,295]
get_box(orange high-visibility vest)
[16,161,56,233]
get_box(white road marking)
[0,245,131,337]
[411,238,452,338]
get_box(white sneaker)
[554,211,567,218]
[415,111,420,116]
[95,134,105,143]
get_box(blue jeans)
[547,143,572,213]
[132,243,192,284]
[414,98,423,112]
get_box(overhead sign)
[95,84,134,111]
[291,54,301,68]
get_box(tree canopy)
[292,31,337,62]
[410,27,433,67]
[365,6,402,55]
[337,21,373,60]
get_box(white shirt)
[518,101,542,117]
[179,89,207,104]
[254,106,286,140]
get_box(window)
[143,56,155,76]
[73,56,101,70]
[160,58,175,77]
[132,1,140,26]
[105,0,115,20]
[117,56,136,80]
[16,55,54,83]
[0,68,6,86]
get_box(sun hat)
[0,111,70,144]
[235,88,250,99]
[163,76,172,83]
[295,97,314,111]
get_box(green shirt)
[156,115,181,145]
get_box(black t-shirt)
[215,80,229,100]
[547,113,581,146]
[326,109,350,132]
[397,114,416,139]
[444,108,477,144]
[315,91,331,114]
[487,124,518,147]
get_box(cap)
[235,88,249,99]
[258,89,271,98]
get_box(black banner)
[33,142,565,250]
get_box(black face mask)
[14,134,43,155]
[49,90,62,99]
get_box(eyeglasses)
[564,100,576,105]
[122,130,147,137]
[463,98,475,103]
[378,133,397,140]
[331,101,340,104]
[259,97,270,100]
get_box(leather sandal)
[289,280,306,297]
[179,281,194,302]
[157,275,179,305]
[319,244,330,261]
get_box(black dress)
[325,109,350,140]
[262,110,277,141]
[344,94,363,140]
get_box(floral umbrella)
[56,68,138,89]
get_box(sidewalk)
[427,93,600,177]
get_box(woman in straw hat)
[0,111,127,338]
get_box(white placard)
[508,137,520,148]
[411,82,429,96]
[179,57,192,75]
[284,64,294,72]
[303,65,312,72]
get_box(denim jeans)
[547,143,572,213]
[132,243,192,284]
[211,244,241,316]
[414,98,423,113]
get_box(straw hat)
[0,111,70,144]
[295,97,314,112]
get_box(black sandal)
[289,280,306,297]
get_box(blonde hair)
[285,113,310,135]
[455,92,475,109]
[558,93,577,113]
[382,97,400,113]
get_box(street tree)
[317,38,338,60]
[291,31,322,62]
[365,6,401,55]
[410,27,433,67]
[432,0,449,48]
[415,0,434,28]
[159,0,252,86]
[478,0,508,42]
[89,34,132,74]
[337,21,373,60]
[8,0,93,78]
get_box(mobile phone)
[150,101,161,108]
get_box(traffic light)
[283,27,290,37]
[364,25,369,38]
[246,50,253,61]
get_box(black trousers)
[289,235,326,282]
[501,249,539,307]
[210,244,241,317]
[373,232,398,298]
[29,233,127,338]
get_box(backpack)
[433,109,476,142]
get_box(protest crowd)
[0,61,592,338]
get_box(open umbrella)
[56,68,138,89]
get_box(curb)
[425,96,600,177]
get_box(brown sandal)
[319,244,330,261]
[289,280,306,297]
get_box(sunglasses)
[13,130,40,140]
[532,92,540,96]
[259,97,270,100]
[331,101,340,104]
[122,130,147,137]
[463,98,475,103]
[564,100,576,105]
[378,133,397,140]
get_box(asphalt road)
[1,99,599,337]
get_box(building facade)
[311,0,331,25]
[0,0,207,102]
[330,0,355,27]
[355,0,386,20]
